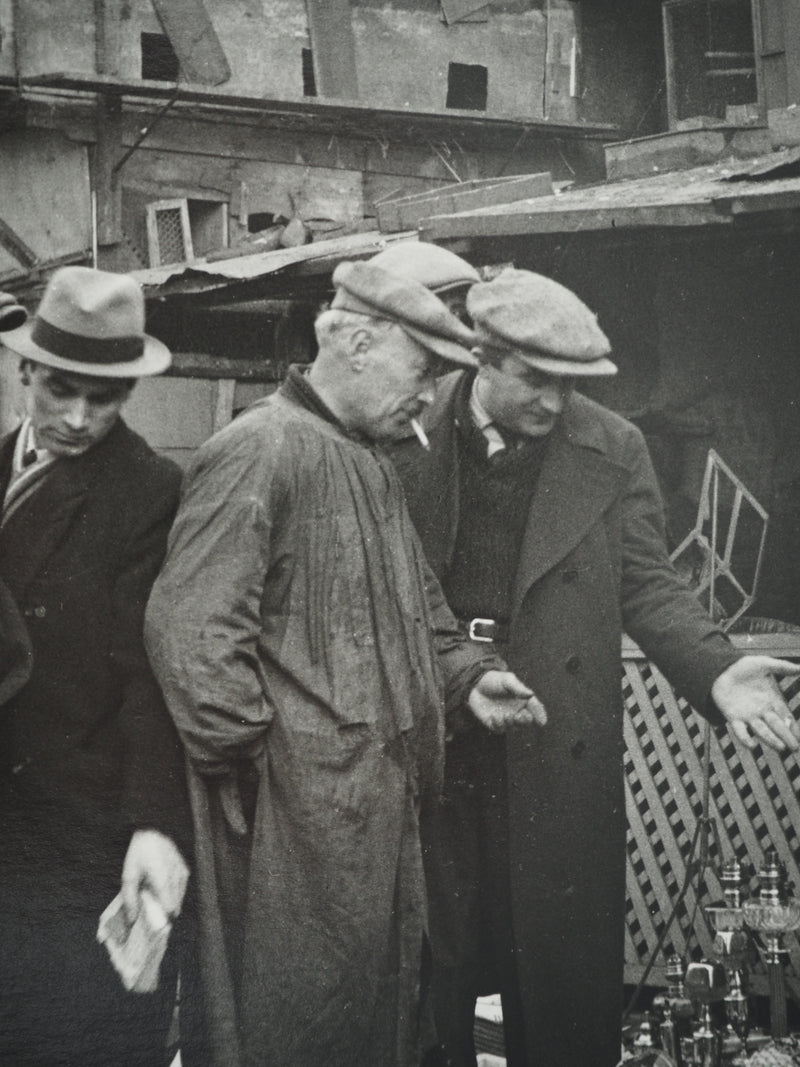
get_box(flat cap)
[332,260,477,367]
[369,241,480,294]
[467,268,617,377]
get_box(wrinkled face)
[22,362,133,457]
[476,348,574,439]
[348,323,440,442]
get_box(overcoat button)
[34,605,46,618]
[562,569,578,583]
[571,740,586,759]
[566,654,581,674]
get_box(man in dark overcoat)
[0,291,32,704]
[389,266,800,1066]
[0,266,190,1065]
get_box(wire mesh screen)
[155,207,188,266]
[623,644,800,1000]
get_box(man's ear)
[18,359,32,386]
[348,327,373,372]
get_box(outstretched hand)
[468,670,547,733]
[712,656,800,752]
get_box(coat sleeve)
[112,465,191,851]
[618,425,741,717]
[145,432,278,777]
[423,554,506,728]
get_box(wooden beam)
[0,215,38,268]
[94,94,122,245]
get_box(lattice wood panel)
[623,635,800,998]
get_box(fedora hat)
[1,266,171,377]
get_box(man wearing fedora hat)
[145,260,547,1067]
[0,291,32,705]
[0,266,190,1065]
[389,267,800,1067]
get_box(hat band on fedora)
[32,317,144,365]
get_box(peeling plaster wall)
[9,0,566,121]
[12,0,97,75]
[351,5,548,118]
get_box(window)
[141,32,180,82]
[663,0,763,126]
[445,62,488,111]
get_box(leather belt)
[457,616,509,644]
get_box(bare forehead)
[32,363,132,396]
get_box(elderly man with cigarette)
[145,260,547,1067]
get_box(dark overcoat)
[0,418,188,1066]
[392,372,740,1066]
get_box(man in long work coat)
[389,267,800,1066]
[0,267,190,1065]
[144,260,547,1067]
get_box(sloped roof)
[418,147,800,241]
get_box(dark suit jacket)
[0,418,187,863]
[0,576,31,704]
[390,371,741,1067]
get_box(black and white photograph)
[2,3,800,1065]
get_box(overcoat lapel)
[511,403,628,619]
[0,441,98,601]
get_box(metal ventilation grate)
[146,199,193,267]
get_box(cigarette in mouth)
[410,417,430,451]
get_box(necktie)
[22,448,38,468]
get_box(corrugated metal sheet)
[132,229,416,296]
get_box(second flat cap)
[467,268,616,377]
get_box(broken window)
[445,62,488,110]
[141,32,180,82]
[302,48,318,96]
[663,0,762,126]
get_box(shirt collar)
[12,418,54,475]
[468,376,494,432]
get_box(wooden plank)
[212,378,236,432]
[0,216,38,268]
[304,0,358,101]
[167,352,284,381]
[151,0,231,87]
[379,172,553,232]
[419,202,729,241]
[757,0,788,109]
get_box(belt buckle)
[468,617,496,643]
